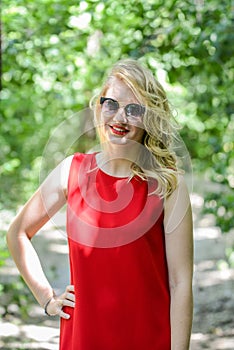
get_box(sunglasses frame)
[100,97,145,118]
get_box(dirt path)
[1,189,234,349]
[190,192,234,349]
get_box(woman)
[7,59,193,350]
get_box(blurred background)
[1,0,233,349]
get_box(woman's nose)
[113,107,127,123]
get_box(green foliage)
[226,246,234,268]
[217,246,234,271]
[1,0,233,234]
[0,277,35,320]
[204,192,234,233]
[0,229,35,319]
[0,230,10,267]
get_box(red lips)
[109,124,129,136]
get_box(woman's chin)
[106,134,131,146]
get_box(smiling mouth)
[109,124,130,136]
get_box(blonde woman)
[7,59,193,350]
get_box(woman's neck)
[96,152,134,178]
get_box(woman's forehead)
[105,77,138,102]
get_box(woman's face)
[99,77,145,146]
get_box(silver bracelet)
[44,291,56,316]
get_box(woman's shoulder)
[163,174,191,234]
[164,175,190,207]
[61,152,90,167]
[60,152,95,190]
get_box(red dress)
[60,153,171,350]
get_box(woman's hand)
[45,285,75,319]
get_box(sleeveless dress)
[60,153,171,350]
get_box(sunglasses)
[100,97,145,118]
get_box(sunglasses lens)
[103,99,119,112]
[125,104,142,117]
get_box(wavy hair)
[90,59,180,198]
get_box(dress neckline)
[93,153,131,179]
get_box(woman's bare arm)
[164,176,194,350]
[6,156,73,316]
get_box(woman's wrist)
[43,290,56,316]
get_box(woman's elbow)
[6,219,26,250]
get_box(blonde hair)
[90,59,179,198]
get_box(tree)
[1,0,233,234]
